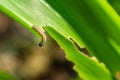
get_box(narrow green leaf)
[44,26,112,80]
[108,0,120,15]
[0,0,116,79]
[0,0,84,48]
[46,0,120,75]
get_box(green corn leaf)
[108,0,120,15]
[0,0,84,48]
[0,0,119,79]
[46,0,120,76]
[44,26,112,80]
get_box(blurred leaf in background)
[0,69,15,80]
[1,0,120,80]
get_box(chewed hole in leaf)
[69,38,91,56]
[69,38,109,71]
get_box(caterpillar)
[32,25,46,47]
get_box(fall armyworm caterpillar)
[32,25,46,47]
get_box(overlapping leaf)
[46,0,120,76]
[0,0,119,79]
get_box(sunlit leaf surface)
[1,0,120,79]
